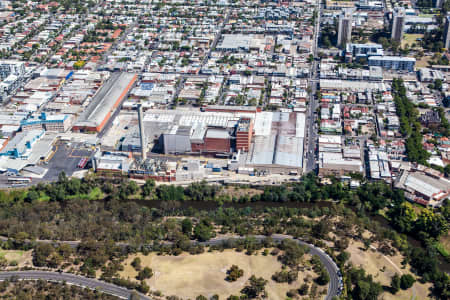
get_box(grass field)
[402,34,423,48]
[120,250,324,299]
[66,187,104,201]
[0,249,33,268]
[347,240,431,300]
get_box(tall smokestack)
[137,103,146,161]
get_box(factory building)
[395,169,450,207]
[236,117,253,152]
[73,72,137,132]
[137,109,245,156]
[0,130,44,159]
[246,111,306,171]
[118,109,306,170]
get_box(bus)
[8,177,32,184]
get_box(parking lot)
[43,142,93,181]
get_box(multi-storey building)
[391,7,405,41]
[337,9,353,48]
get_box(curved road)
[0,270,150,300]
[201,234,341,300]
[0,235,341,300]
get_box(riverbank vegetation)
[0,172,448,298]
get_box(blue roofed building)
[0,130,44,159]
[21,112,72,132]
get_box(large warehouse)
[73,72,137,132]
[246,111,305,170]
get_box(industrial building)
[21,112,73,132]
[395,169,450,207]
[137,109,251,156]
[73,72,137,132]
[0,130,44,159]
[246,111,306,171]
[117,109,306,171]
[318,152,363,176]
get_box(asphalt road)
[304,0,321,174]
[0,234,341,299]
[0,271,150,300]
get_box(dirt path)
[369,245,417,300]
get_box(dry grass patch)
[221,186,264,199]
[120,250,324,299]
[346,240,431,299]
[0,249,33,268]
[416,56,432,69]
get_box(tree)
[389,202,417,233]
[316,269,330,285]
[33,243,55,267]
[181,218,193,237]
[137,267,153,280]
[138,281,149,294]
[272,270,298,283]
[299,283,309,295]
[141,179,155,199]
[226,265,244,282]
[391,273,401,294]
[337,251,350,266]
[126,181,139,196]
[241,275,268,298]
[415,209,448,239]
[25,190,39,203]
[400,274,415,290]
[196,296,207,300]
[278,239,308,267]
[193,219,214,242]
[131,257,141,271]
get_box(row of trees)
[392,78,430,164]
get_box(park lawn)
[0,249,33,268]
[119,250,324,300]
[37,191,50,202]
[66,187,104,201]
[402,34,423,48]
[346,240,431,300]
